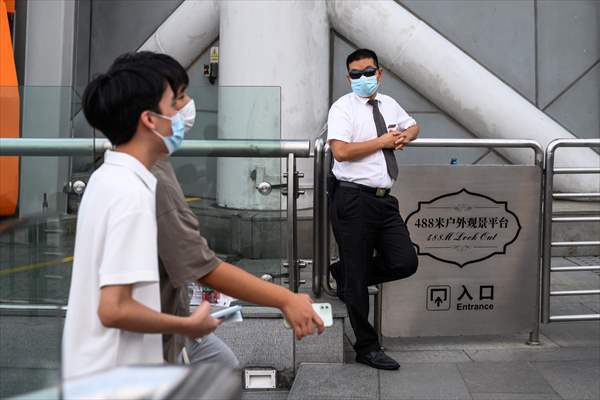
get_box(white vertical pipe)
[19,0,75,215]
[217,0,329,209]
[138,0,219,68]
[327,0,599,193]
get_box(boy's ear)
[139,110,156,132]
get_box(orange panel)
[3,0,15,14]
[0,0,20,216]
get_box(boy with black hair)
[108,52,325,367]
[62,59,220,379]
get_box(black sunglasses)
[349,67,378,80]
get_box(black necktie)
[368,99,398,180]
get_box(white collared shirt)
[327,92,416,189]
[63,150,163,379]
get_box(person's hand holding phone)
[281,293,324,340]
[183,301,221,339]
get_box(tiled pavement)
[283,257,600,400]
[287,330,599,400]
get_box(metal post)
[312,138,324,297]
[541,141,557,323]
[374,284,383,348]
[287,154,299,293]
[528,146,545,345]
[541,138,600,324]
[322,143,337,297]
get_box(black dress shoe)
[356,350,400,370]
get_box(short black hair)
[346,49,379,70]
[82,61,167,146]
[111,51,189,95]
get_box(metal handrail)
[312,138,325,297]
[541,138,600,324]
[0,137,311,295]
[313,136,545,344]
[550,289,600,296]
[0,138,312,158]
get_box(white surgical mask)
[179,99,196,134]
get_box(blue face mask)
[351,75,379,98]
[151,112,185,155]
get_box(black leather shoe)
[356,350,400,370]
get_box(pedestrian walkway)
[288,323,599,400]
[254,257,600,400]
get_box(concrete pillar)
[18,0,75,215]
[217,0,329,209]
[328,0,599,194]
[138,0,219,69]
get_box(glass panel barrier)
[0,85,285,397]
[1,85,84,398]
[183,86,285,302]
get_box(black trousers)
[330,185,418,355]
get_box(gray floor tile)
[549,296,600,316]
[565,256,600,267]
[541,321,600,347]
[241,390,289,400]
[466,347,600,362]
[387,350,471,363]
[471,394,561,400]
[533,360,600,400]
[380,363,471,400]
[288,363,378,400]
[383,333,553,352]
[584,298,600,313]
[550,270,600,290]
[457,362,555,394]
[550,257,579,267]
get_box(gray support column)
[18,0,75,215]
[327,0,600,194]
[138,0,219,69]
[217,0,329,209]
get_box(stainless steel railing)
[541,138,600,323]
[6,136,599,335]
[0,138,311,158]
[0,137,311,293]
[313,136,545,344]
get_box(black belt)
[337,181,390,197]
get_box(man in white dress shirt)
[327,49,419,370]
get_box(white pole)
[138,0,219,68]
[19,0,75,215]
[327,0,599,193]
[217,0,329,209]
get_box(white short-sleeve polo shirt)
[327,92,416,189]
[62,150,163,379]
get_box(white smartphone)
[211,305,242,319]
[283,303,333,329]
